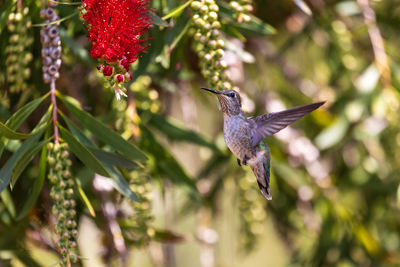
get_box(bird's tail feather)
[251,141,272,200]
[251,162,272,200]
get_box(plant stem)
[50,78,59,143]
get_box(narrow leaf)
[89,148,140,169]
[16,139,49,221]
[32,11,78,27]
[10,139,50,189]
[140,126,199,196]
[58,94,147,161]
[162,0,194,20]
[218,1,276,36]
[62,113,140,169]
[1,189,16,218]
[61,113,92,146]
[6,94,48,130]
[148,113,218,150]
[59,126,110,177]
[105,167,138,201]
[0,0,15,33]
[0,127,47,193]
[0,121,30,139]
[0,95,48,158]
[75,178,96,217]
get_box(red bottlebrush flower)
[115,74,124,83]
[103,65,114,76]
[81,0,152,71]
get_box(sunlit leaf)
[315,117,349,150]
[162,0,194,20]
[1,189,16,218]
[293,0,313,15]
[75,178,96,217]
[0,121,30,139]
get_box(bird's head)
[200,87,242,116]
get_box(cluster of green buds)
[40,1,62,83]
[47,142,79,265]
[123,172,154,248]
[5,6,33,92]
[238,170,267,252]
[229,0,253,23]
[190,0,234,91]
[130,76,160,113]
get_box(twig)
[357,0,391,88]
[50,78,59,143]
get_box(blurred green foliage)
[0,0,399,266]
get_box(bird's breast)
[223,116,254,159]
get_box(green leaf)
[58,94,147,161]
[150,13,169,27]
[16,138,49,221]
[0,126,47,193]
[0,121,30,139]
[152,229,186,243]
[140,126,199,197]
[60,28,93,65]
[10,139,50,190]
[162,0,194,20]
[62,113,140,169]
[0,0,15,33]
[315,117,349,150]
[1,189,16,218]
[6,94,48,130]
[59,126,110,177]
[75,178,96,217]
[218,1,276,36]
[155,16,191,69]
[0,95,48,158]
[61,113,92,146]
[105,167,138,201]
[32,10,79,27]
[148,113,218,151]
[90,148,140,169]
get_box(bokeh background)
[0,0,400,266]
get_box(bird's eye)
[229,93,235,98]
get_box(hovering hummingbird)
[201,87,324,200]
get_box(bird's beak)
[200,87,222,94]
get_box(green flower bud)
[216,48,224,58]
[191,1,202,10]
[200,5,209,13]
[210,4,219,12]
[209,11,218,20]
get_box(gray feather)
[250,102,325,146]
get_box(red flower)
[82,0,152,71]
[102,65,114,76]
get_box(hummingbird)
[201,87,324,200]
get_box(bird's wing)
[249,102,325,147]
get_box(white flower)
[114,87,127,100]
